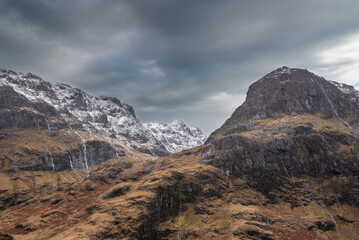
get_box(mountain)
[0,69,206,159]
[205,66,359,177]
[1,67,358,240]
[208,66,359,142]
[144,120,206,153]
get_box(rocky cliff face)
[205,67,359,178]
[208,67,359,142]
[0,69,206,160]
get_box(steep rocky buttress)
[206,67,359,177]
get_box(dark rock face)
[137,180,203,239]
[205,67,359,179]
[308,221,336,231]
[0,85,32,109]
[11,140,118,172]
[0,109,47,129]
[208,131,359,177]
[136,168,228,240]
[102,185,130,199]
[85,141,117,167]
[208,67,359,142]
[0,85,64,129]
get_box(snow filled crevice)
[311,78,352,129]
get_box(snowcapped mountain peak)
[169,119,187,128]
[170,119,184,125]
[143,120,206,153]
[0,69,206,156]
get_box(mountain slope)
[0,69,206,158]
[208,66,359,142]
[204,67,359,178]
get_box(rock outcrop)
[205,67,359,178]
[208,66,359,142]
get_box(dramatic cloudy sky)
[1,0,359,134]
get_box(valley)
[0,67,359,239]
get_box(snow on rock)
[144,120,207,153]
[0,69,206,156]
[330,81,359,101]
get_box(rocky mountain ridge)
[208,66,359,142]
[0,69,206,157]
[205,66,359,178]
[143,120,207,153]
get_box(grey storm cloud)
[1,0,359,134]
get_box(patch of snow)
[330,80,359,97]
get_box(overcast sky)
[1,0,359,135]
